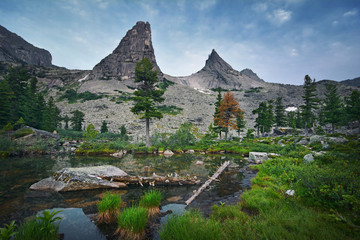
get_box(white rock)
[303,153,314,163]
[195,160,204,165]
[164,150,174,156]
[286,189,295,196]
[249,152,268,164]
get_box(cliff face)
[90,21,161,81]
[165,49,264,90]
[0,25,52,67]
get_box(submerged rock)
[30,165,128,192]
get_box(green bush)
[157,105,183,115]
[12,128,34,138]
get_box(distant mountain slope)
[165,49,264,90]
[0,25,52,67]
[341,77,360,87]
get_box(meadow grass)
[116,206,148,240]
[97,192,122,224]
[139,190,162,216]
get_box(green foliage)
[345,89,360,123]
[12,128,34,138]
[157,105,183,115]
[97,192,122,213]
[0,221,17,240]
[244,87,263,93]
[57,128,84,140]
[301,75,319,132]
[131,57,165,147]
[83,123,98,141]
[139,190,162,208]
[274,97,286,127]
[100,120,108,133]
[41,97,61,132]
[117,206,148,234]
[160,210,222,240]
[252,100,274,135]
[323,84,343,132]
[14,209,62,240]
[2,123,13,132]
[168,123,196,149]
[245,129,255,139]
[59,89,103,103]
[14,117,25,129]
[157,78,175,90]
[70,110,85,131]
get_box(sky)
[0,0,359,85]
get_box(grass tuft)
[97,192,122,224]
[115,206,148,240]
[139,190,162,216]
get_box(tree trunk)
[145,118,150,147]
[332,123,335,133]
[219,131,222,140]
[225,131,228,141]
[304,120,308,135]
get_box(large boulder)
[296,138,309,146]
[30,165,128,192]
[309,135,324,145]
[303,153,314,163]
[249,152,268,164]
[327,137,347,144]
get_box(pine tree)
[274,97,286,128]
[345,89,360,130]
[130,58,164,147]
[41,97,61,132]
[214,91,244,141]
[0,79,13,127]
[236,111,246,138]
[83,123,98,141]
[323,84,343,133]
[265,100,274,133]
[286,111,296,129]
[253,101,268,136]
[301,75,319,134]
[63,115,70,129]
[71,110,85,131]
[100,120,108,133]
[213,88,224,139]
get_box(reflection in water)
[0,154,246,224]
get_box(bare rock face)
[30,165,128,192]
[0,25,52,66]
[165,49,265,90]
[90,21,161,82]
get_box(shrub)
[12,128,34,139]
[116,206,148,240]
[14,209,62,240]
[139,190,162,216]
[0,221,17,240]
[97,192,122,224]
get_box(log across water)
[101,175,201,187]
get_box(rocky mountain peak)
[91,21,161,81]
[240,68,264,82]
[0,25,52,67]
[203,49,233,72]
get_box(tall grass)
[97,192,122,224]
[139,190,162,216]
[160,210,222,240]
[116,206,148,240]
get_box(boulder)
[186,150,195,154]
[296,138,309,146]
[303,153,314,163]
[111,150,126,158]
[164,150,174,157]
[327,137,347,144]
[309,135,324,145]
[249,152,268,164]
[195,160,204,165]
[277,139,285,147]
[30,165,128,192]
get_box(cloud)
[332,20,339,26]
[94,0,109,9]
[267,9,292,25]
[196,0,217,11]
[141,2,159,17]
[343,9,358,17]
[252,3,267,12]
[291,48,298,56]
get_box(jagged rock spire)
[203,49,233,72]
[91,21,161,81]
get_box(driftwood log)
[101,175,201,186]
[185,161,231,206]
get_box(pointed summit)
[91,21,161,81]
[203,49,233,72]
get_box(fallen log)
[101,175,201,186]
[185,161,230,206]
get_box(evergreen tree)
[23,77,39,127]
[214,91,243,141]
[266,100,274,133]
[345,89,360,129]
[295,109,303,128]
[253,101,268,136]
[120,125,127,136]
[101,120,108,133]
[286,111,296,129]
[83,123,98,141]
[130,58,164,147]
[323,84,343,133]
[236,111,246,138]
[213,88,224,139]
[41,97,61,132]
[301,75,319,134]
[0,79,13,127]
[70,110,85,131]
[63,115,70,129]
[274,97,286,128]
